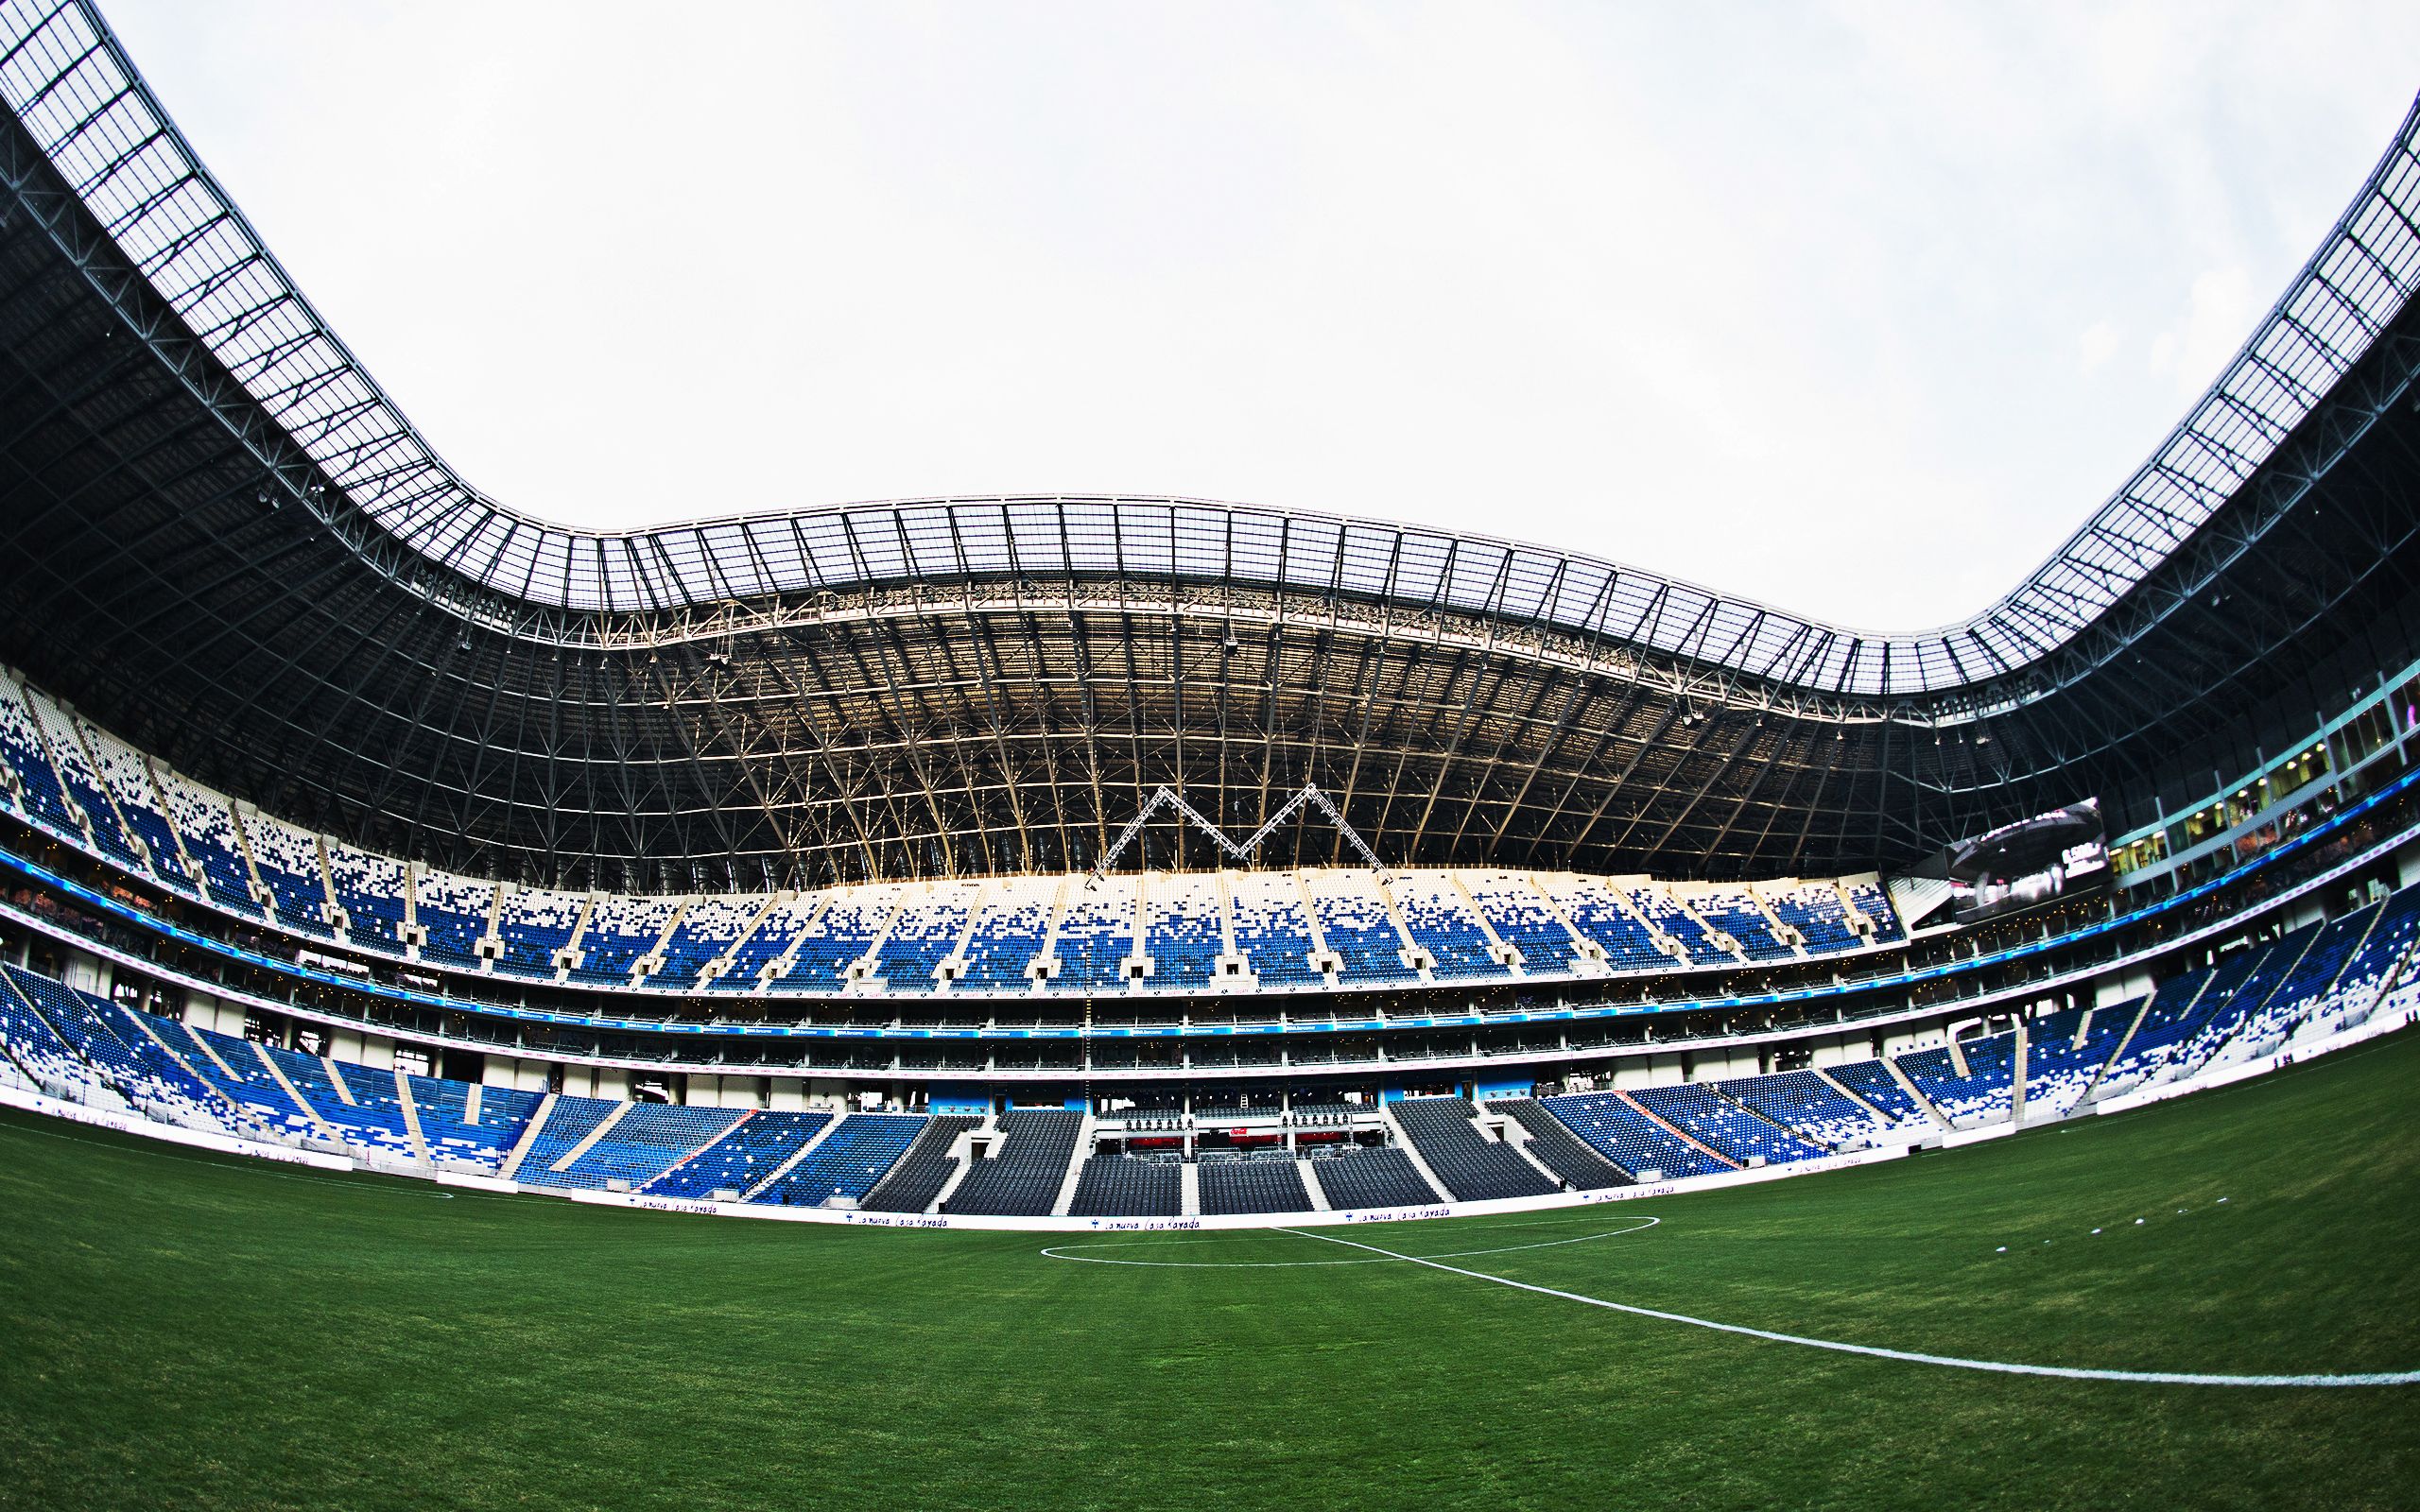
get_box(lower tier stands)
[1489,1099,1632,1189]
[409,1076,544,1169]
[1631,1082,1824,1165]
[1894,1033,2017,1128]
[1821,1060,1935,1130]
[526,1102,749,1193]
[4,859,2416,1217]
[1307,1147,1439,1211]
[1714,1071,1889,1151]
[944,1109,1085,1215]
[513,1096,623,1180]
[759,1112,924,1207]
[1199,1158,1312,1215]
[2021,1005,2135,1117]
[647,1109,833,1200]
[859,1114,981,1212]
[1541,1091,1735,1180]
[1067,1155,1181,1217]
[1390,1096,1556,1200]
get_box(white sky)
[102,1,2420,631]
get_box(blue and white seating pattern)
[648,1109,833,1199]
[529,1102,746,1192]
[81,721,199,895]
[1229,872,1322,987]
[411,868,496,971]
[1465,871,1582,974]
[569,893,678,987]
[1312,873,1415,984]
[1820,1059,1933,1129]
[20,688,143,871]
[714,894,822,993]
[1764,883,1861,954]
[0,678,87,842]
[1632,1082,1824,1164]
[873,884,976,994]
[2020,1005,2135,1116]
[243,808,337,938]
[493,885,587,980]
[152,769,265,919]
[1049,889,1132,993]
[1391,873,1499,980]
[957,882,1055,992]
[1628,886,1728,967]
[514,1095,624,1177]
[649,896,760,990]
[762,1112,924,1207]
[1143,877,1223,992]
[1712,1070,1887,1150]
[1845,880,1907,943]
[327,841,411,955]
[1689,888,1793,962]
[786,886,894,992]
[0,662,1915,1001]
[1545,876,1671,971]
[265,1042,416,1159]
[408,1076,544,1167]
[1541,1091,1734,1179]
[1895,1033,2016,1126]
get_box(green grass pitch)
[3,1036,2417,1511]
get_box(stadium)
[1,4,2418,1507]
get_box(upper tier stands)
[0,668,1908,1002]
[1463,871,1583,975]
[493,885,587,980]
[1142,876,1222,993]
[570,894,678,988]
[873,884,976,995]
[780,887,888,993]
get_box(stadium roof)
[2,0,2419,887]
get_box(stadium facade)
[1,2,2419,1223]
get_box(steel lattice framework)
[1,0,2418,890]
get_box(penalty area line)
[1270,1227,2420,1389]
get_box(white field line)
[1270,1226,2420,1389]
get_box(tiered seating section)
[762,1112,925,1208]
[1541,1091,1735,1180]
[1390,1096,1555,1200]
[1490,1099,1631,1189]
[1199,1158,1312,1215]
[859,1114,979,1212]
[1632,1082,1824,1165]
[649,1109,831,1200]
[1068,1154,1181,1217]
[0,666,1908,1001]
[1307,1147,1438,1210]
[944,1109,1084,1215]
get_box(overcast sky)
[101,1,2420,631]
